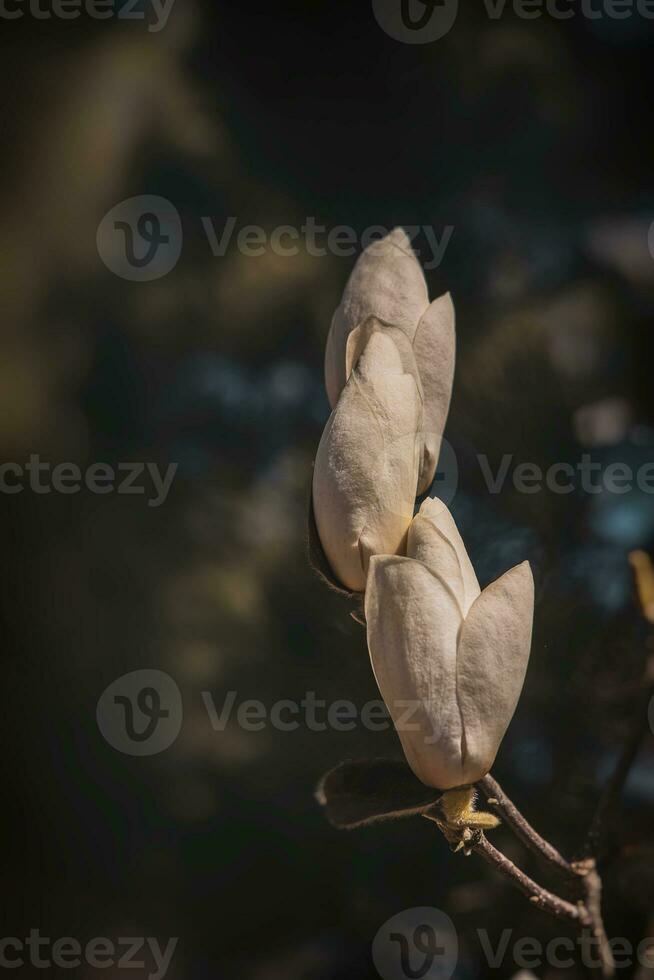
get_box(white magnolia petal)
[365,555,466,790]
[408,498,480,616]
[356,324,407,379]
[456,561,534,782]
[345,316,424,403]
[340,227,429,340]
[313,333,422,592]
[324,228,429,407]
[414,293,456,494]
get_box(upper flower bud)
[324,228,455,494]
[365,498,534,789]
[312,330,422,593]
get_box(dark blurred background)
[1,1,653,977]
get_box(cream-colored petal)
[324,227,429,407]
[341,227,429,341]
[365,555,466,790]
[313,332,422,592]
[456,561,534,781]
[345,315,424,403]
[408,498,480,616]
[414,293,456,494]
[356,328,404,378]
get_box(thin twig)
[584,664,654,861]
[572,660,652,980]
[573,553,654,977]
[478,773,576,881]
[474,776,616,978]
[472,833,586,924]
[573,858,615,980]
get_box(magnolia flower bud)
[312,331,422,593]
[324,227,455,495]
[365,498,534,789]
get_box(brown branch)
[584,662,654,861]
[472,555,654,976]
[570,553,654,976]
[478,773,576,882]
[573,858,615,980]
[472,832,586,924]
[473,776,616,978]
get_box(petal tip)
[418,495,449,519]
[387,226,413,249]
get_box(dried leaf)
[316,758,440,829]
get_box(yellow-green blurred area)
[1,2,653,978]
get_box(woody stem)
[478,773,577,881]
[471,832,585,923]
[473,776,615,978]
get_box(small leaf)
[316,758,441,829]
